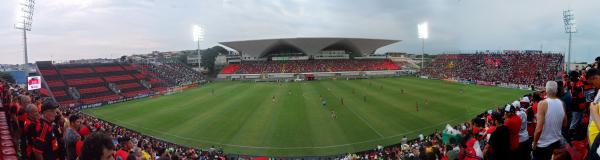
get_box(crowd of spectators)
[140,60,204,86]
[1,56,598,160]
[338,56,600,160]
[236,59,400,74]
[1,79,226,160]
[422,51,563,87]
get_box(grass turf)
[83,77,529,156]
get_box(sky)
[0,0,598,64]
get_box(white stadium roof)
[219,37,400,57]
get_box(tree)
[200,46,228,75]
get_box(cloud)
[0,0,598,64]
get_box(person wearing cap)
[29,100,63,160]
[532,81,567,160]
[64,115,82,160]
[586,68,600,159]
[503,104,521,155]
[116,136,134,160]
[513,101,530,160]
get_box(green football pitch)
[83,77,529,156]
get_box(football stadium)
[2,1,600,160]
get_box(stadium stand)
[224,59,400,74]
[422,51,563,87]
[0,78,225,160]
[4,55,598,160]
[136,59,203,86]
[35,61,173,106]
[220,64,239,74]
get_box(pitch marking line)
[344,105,384,138]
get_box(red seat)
[1,147,15,155]
[3,155,19,160]
[0,135,11,140]
[1,140,13,147]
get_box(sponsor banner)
[442,78,458,83]
[27,76,42,90]
[497,83,532,90]
[475,80,495,86]
[457,79,474,84]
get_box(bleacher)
[0,110,17,159]
[136,63,177,91]
[422,52,563,87]
[111,63,155,97]
[138,60,203,86]
[224,59,401,74]
[220,64,239,74]
[36,61,166,106]
[36,61,78,107]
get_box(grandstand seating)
[227,59,400,74]
[117,82,141,90]
[78,86,109,94]
[79,92,120,104]
[0,111,17,159]
[58,67,94,75]
[93,66,124,72]
[39,69,58,75]
[65,77,104,86]
[220,64,239,74]
[46,80,66,87]
[422,52,563,87]
[137,60,202,86]
[35,60,201,106]
[103,75,135,82]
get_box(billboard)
[27,76,41,90]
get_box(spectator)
[80,132,115,160]
[20,103,40,159]
[504,104,521,154]
[568,71,586,139]
[65,114,82,160]
[116,136,134,160]
[30,100,63,160]
[587,68,600,159]
[533,81,567,160]
[423,52,563,87]
[485,111,511,160]
[515,101,531,160]
[126,147,143,160]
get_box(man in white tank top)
[532,81,567,160]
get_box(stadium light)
[15,0,36,64]
[418,22,429,39]
[193,24,204,42]
[192,25,204,70]
[418,22,428,72]
[563,10,576,72]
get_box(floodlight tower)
[15,0,36,64]
[563,10,576,72]
[418,22,429,72]
[193,25,204,70]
